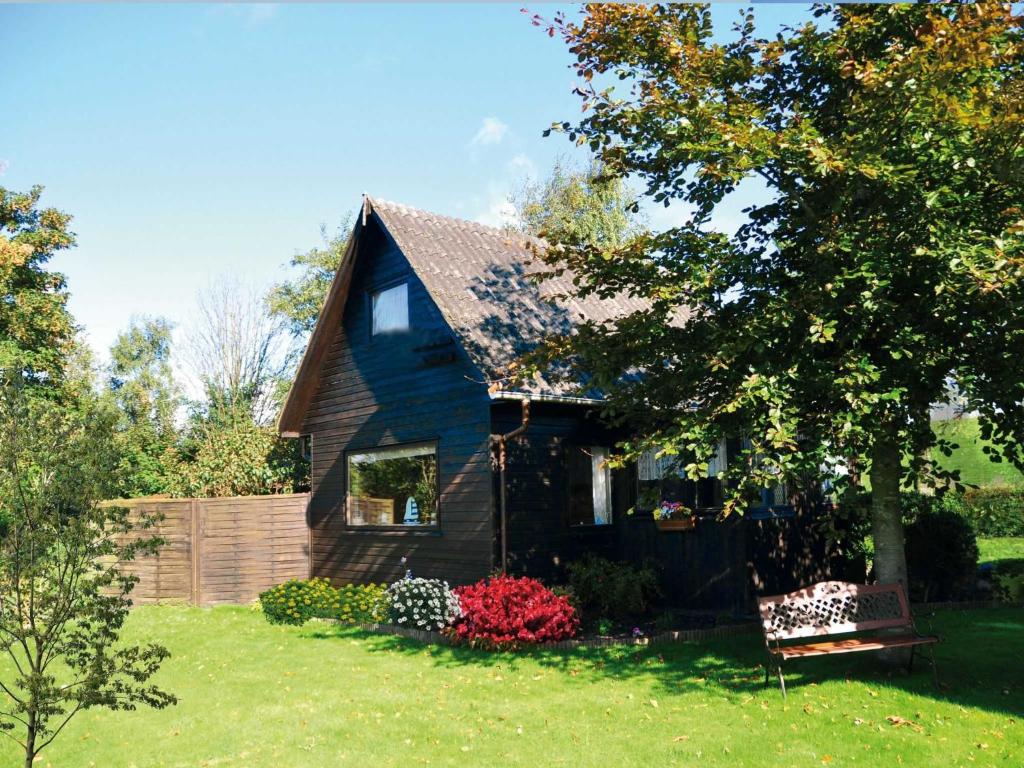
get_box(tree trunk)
[869,425,909,666]
[24,721,36,768]
[869,428,907,588]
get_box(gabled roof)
[278,196,651,435]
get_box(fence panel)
[114,499,194,603]
[110,494,310,606]
[197,494,311,606]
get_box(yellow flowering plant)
[259,578,387,626]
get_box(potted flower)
[653,501,697,531]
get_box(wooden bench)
[758,581,939,697]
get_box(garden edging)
[322,598,1022,650]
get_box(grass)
[933,418,1024,487]
[978,537,1024,569]
[2,606,1021,767]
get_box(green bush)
[259,578,387,626]
[905,508,979,602]
[941,486,1024,537]
[566,555,660,624]
[995,572,1024,602]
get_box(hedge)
[942,487,1024,537]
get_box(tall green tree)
[513,157,640,247]
[105,317,180,497]
[267,218,352,345]
[0,376,176,768]
[530,4,1024,588]
[0,186,77,388]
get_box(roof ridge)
[366,195,545,248]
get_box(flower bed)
[259,578,387,626]
[450,575,579,648]
[385,577,461,631]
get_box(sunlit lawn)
[978,537,1024,569]
[3,605,1021,767]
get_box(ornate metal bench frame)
[757,581,939,697]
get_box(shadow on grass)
[300,607,1024,717]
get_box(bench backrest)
[758,581,912,642]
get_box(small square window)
[371,283,409,335]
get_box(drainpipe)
[491,398,530,575]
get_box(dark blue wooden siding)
[303,217,495,585]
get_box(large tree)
[105,317,180,497]
[512,157,641,247]
[529,3,1024,588]
[176,280,305,496]
[182,278,288,427]
[0,186,77,388]
[267,218,352,350]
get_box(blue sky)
[1,3,815,365]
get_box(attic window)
[371,283,409,335]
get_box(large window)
[568,445,613,526]
[346,443,438,527]
[371,283,409,335]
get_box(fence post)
[190,498,201,606]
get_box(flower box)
[654,517,697,532]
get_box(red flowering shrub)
[451,575,580,648]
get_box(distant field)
[933,417,1024,487]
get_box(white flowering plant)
[385,577,461,631]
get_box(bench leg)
[907,645,916,673]
[926,645,940,689]
[776,662,787,699]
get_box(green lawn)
[978,537,1024,569]
[3,606,1021,768]
[933,418,1024,487]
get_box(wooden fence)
[110,493,310,606]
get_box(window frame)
[368,280,410,337]
[566,444,614,528]
[344,440,440,531]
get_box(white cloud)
[470,117,509,148]
[475,196,518,229]
[0,160,7,176]
[506,153,537,180]
[467,152,539,229]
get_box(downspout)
[491,398,530,575]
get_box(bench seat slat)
[776,633,938,659]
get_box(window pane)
[567,446,594,526]
[568,446,612,526]
[347,443,437,526]
[371,283,409,335]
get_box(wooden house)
[278,196,828,611]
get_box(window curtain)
[591,447,612,525]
